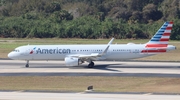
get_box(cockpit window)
[13,49,20,52]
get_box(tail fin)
[145,21,173,48]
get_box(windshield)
[13,49,20,52]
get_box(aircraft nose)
[8,52,13,59]
[8,52,18,59]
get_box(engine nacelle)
[65,57,80,66]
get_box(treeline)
[0,0,180,40]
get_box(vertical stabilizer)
[145,21,173,48]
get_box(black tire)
[88,62,94,68]
[91,62,94,67]
[25,64,29,68]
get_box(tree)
[142,4,162,23]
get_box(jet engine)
[65,57,81,66]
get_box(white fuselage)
[8,44,175,61]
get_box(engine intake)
[65,57,80,66]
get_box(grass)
[0,76,180,93]
[0,38,179,61]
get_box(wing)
[68,38,114,61]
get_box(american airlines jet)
[8,21,176,68]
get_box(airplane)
[8,21,176,68]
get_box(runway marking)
[1,92,180,100]
[0,60,180,77]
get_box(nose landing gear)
[25,60,29,67]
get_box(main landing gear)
[88,61,94,68]
[25,60,29,68]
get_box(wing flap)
[71,53,100,58]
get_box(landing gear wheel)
[25,60,29,68]
[88,61,94,68]
[25,64,29,68]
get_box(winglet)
[99,38,114,56]
[108,38,114,46]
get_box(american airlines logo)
[29,47,36,54]
[35,48,71,54]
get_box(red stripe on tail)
[163,33,170,36]
[166,27,172,30]
[169,22,173,24]
[160,38,169,41]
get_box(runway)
[1,60,180,99]
[1,91,180,100]
[0,60,180,77]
